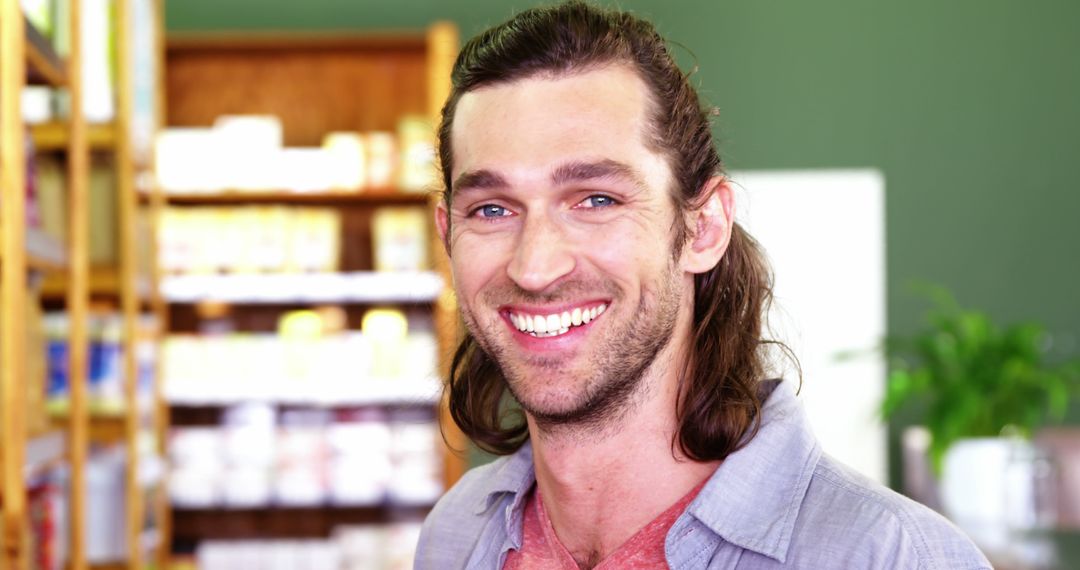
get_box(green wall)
[167,1,1080,483]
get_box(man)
[417,2,990,568]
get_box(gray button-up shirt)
[416,381,991,569]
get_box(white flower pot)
[941,436,1057,555]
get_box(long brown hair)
[439,1,781,461]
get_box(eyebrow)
[550,159,644,189]
[452,169,510,197]
[452,159,645,198]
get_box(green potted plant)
[882,286,1080,472]
[882,285,1080,545]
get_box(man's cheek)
[451,255,494,306]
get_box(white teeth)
[545,314,560,332]
[510,303,608,338]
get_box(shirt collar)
[470,380,820,564]
[475,439,536,516]
[685,380,821,564]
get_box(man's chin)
[519,400,596,426]
[496,349,586,378]
[507,384,591,418]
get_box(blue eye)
[475,204,510,218]
[581,195,616,208]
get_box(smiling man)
[416,2,989,569]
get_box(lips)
[507,303,607,338]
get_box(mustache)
[480,280,620,306]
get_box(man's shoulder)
[790,454,991,569]
[416,451,531,569]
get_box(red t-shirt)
[503,481,705,569]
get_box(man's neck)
[526,365,719,567]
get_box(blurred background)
[2,0,1077,569]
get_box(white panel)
[731,169,887,483]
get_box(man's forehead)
[452,66,650,134]
[448,66,662,190]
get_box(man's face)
[438,65,695,428]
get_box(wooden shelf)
[155,189,433,206]
[52,413,128,444]
[39,265,153,301]
[25,227,68,271]
[171,504,431,542]
[24,17,66,87]
[161,270,443,304]
[88,415,128,445]
[31,121,118,151]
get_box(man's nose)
[506,213,575,292]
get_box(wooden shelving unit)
[157,22,466,555]
[1,4,86,570]
[1,0,164,568]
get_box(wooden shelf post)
[425,21,469,489]
[1,0,31,565]
[151,2,172,567]
[115,0,147,568]
[66,0,91,567]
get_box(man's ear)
[435,200,451,257]
[680,176,735,274]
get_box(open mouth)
[507,303,607,338]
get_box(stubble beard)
[460,266,683,437]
